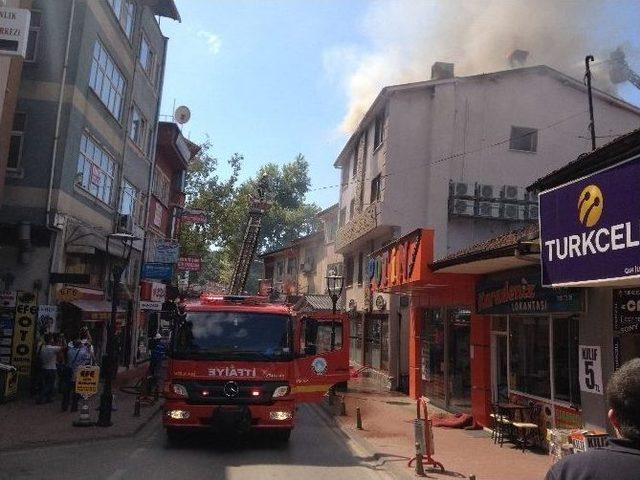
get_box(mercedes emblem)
[223,381,240,397]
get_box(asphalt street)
[0,405,396,480]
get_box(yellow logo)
[577,185,603,227]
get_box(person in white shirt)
[37,334,63,404]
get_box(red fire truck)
[162,294,349,442]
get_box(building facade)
[0,0,179,370]
[334,63,640,392]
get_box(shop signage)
[75,365,100,398]
[476,274,583,314]
[57,286,80,302]
[37,305,58,333]
[613,288,640,334]
[177,256,201,271]
[49,273,90,284]
[141,263,173,281]
[10,292,37,376]
[0,311,13,363]
[578,345,603,395]
[4,366,17,397]
[539,154,640,286]
[0,291,16,308]
[368,230,422,290]
[152,241,180,264]
[140,301,162,311]
[181,209,208,224]
[613,337,621,371]
[150,282,166,302]
[0,7,30,58]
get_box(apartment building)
[335,62,640,394]
[0,0,180,365]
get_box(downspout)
[45,0,76,304]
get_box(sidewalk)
[0,365,161,451]
[322,378,551,480]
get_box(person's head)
[72,339,82,348]
[607,358,640,442]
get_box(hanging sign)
[141,263,173,281]
[37,305,58,333]
[578,345,603,395]
[140,301,162,311]
[613,288,640,334]
[0,291,16,308]
[177,256,201,272]
[10,292,37,376]
[181,209,208,224]
[153,241,180,264]
[0,7,30,58]
[57,286,80,302]
[75,365,100,398]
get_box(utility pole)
[585,55,597,151]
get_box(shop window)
[553,316,581,405]
[509,316,551,399]
[350,315,363,364]
[491,316,507,333]
[509,126,538,152]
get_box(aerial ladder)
[227,175,271,295]
[609,47,640,90]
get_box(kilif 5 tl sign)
[539,154,640,286]
[0,7,30,58]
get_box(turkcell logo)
[544,184,640,262]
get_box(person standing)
[36,334,63,404]
[61,338,91,412]
[545,358,640,480]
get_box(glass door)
[448,308,471,409]
[421,309,446,405]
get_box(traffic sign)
[75,365,100,398]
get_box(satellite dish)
[174,105,191,124]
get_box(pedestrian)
[545,358,640,480]
[149,333,165,379]
[55,333,66,393]
[36,334,63,404]
[61,338,91,412]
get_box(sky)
[158,0,640,209]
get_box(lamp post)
[97,233,136,427]
[326,271,344,351]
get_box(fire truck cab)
[162,294,349,442]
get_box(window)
[339,207,346,227]
[509,316,550,399]
[276,261,284,278]
[152,167,170,205]
[7,113,26,170]
[326,262,343,277]
[370,174,381,203]
[509,126,538,152]
[553,317,580,405]
[352,139,359,177]
[128,105,148,149]
[139,34,156,81]
[89,40,126,120]
[357,252,363,285]
[24,10,42,62]
[349,198,355,219]
[374,112,385,150]
[119,180,145,225]
[340,164,349,189]
[301,318,343,354]
[345,255,354,287]
[286,257,298,275]
[76,133,117,204]
[107,0,135,40]
[324,218,337,242]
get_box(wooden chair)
[490,403,512,446]
[511,403,542,452]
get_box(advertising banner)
[139,301,162,311]
[141,263,173,281]
[37,305,58,333]
[539,154,640,286]
[0,291,16,308]
[75,365,100,398]
[180,209,208,224]
[0,7,30,58]
[613,288,640,334]
[10,292,37,376]
[152,241,180,264]
[476,273,583,315]
[177,256,201,271]
[578,345,603,395]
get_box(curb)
[0,405,162,453]
[312,401,418,480]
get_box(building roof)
[144,0,181,21]
[259,230,324,259]
[317,203,338,217]
[527,127,640,192]
[334,65,640,168]
[431,223,540,274]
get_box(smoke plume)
[327,0,640,133]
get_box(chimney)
[431,62,455,80]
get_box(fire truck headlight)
[172,383,188,397]
[167,409,190,419]
[272,386,290,398]
[269,411,292,421]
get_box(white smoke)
[327,0,640,133]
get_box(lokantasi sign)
[178,256,201,271]
[11,292,37,376]
[75,365,100,398]
[181,209,207,224]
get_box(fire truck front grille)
[182,380,288,405]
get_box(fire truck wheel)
[271,428,292,443]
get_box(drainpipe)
[45,0,76,304]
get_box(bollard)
[73,399,94,427]
[339,395,346,416]
[415,442,425,477]
[133,396,141,417]
[356,407,363,430]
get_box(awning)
[68,300,126,323]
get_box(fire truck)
[163,176,349,442]
[163,296,349,442]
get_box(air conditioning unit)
[526,203,539,221]
[478,201,500,218]
[450,198,475,216]
[118,214,133,233]
[524,191,539,203]
[477,184,495,199]
[502,203,525,221]
[502,185,520,201]
[450,181,476,198]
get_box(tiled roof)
[431,223,539,270]
[293,294,344,312]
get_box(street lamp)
[326,271,344,352]
[97,232,137,427]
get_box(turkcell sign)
[540,153,640,286]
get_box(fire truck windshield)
[172,312,293,361]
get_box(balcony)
[335,203,378,252]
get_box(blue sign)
[141,263,173,281]
[540,154,640,286]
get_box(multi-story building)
[0,0,180,365]
[334,62,640,394]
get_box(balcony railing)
[335,203,378,251]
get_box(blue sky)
[159,1,640,209]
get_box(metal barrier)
[407,396,445,473]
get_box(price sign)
[579,345,603,395]
[75,365,100,398]
[10,292,37,376]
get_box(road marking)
[106,468,127,480]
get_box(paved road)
[0,405,396,480]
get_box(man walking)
[36,334,62,404]
[546,358,640,480]
[61,338,91,412]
